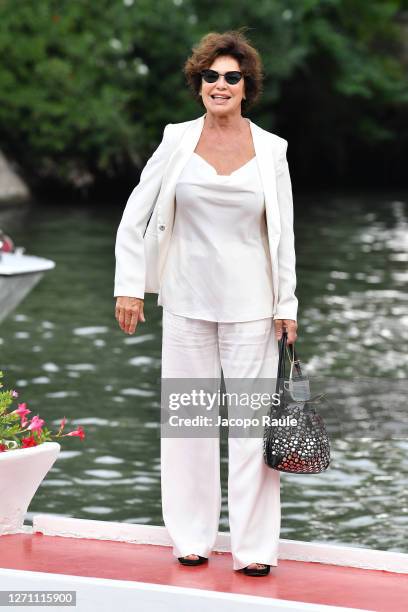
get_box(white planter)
[0,441,60,535]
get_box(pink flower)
[59,416,67,432]
[64,425,85,440]
[11,390,18,398]
[0,444,7,452]
[27,415,45,432]
[13,402,31,420]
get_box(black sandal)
[178,555,208,566]
[240,563,270,576]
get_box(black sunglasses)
[200,69,243,85]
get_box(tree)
[0,0,406,192]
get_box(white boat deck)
[0,516,406,612]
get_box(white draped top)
[157,152,274,322]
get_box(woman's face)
[200,55,246,116]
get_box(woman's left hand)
[274,319,297,344]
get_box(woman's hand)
[274,319,297,345]
[115,297,145,335]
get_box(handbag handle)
[286,342,303,378]
[275,331,288,398]
[275,332,303,399]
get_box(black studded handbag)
[263,331,331,473]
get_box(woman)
[114,30,298,577]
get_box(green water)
[0,194,407,552]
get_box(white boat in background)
[0,231,55,323]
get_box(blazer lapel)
[249,119,281,315]
[156,113,206,279]
[157,113,206,222]
[249,121,281,236]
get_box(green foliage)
[0,371,21,444]
[301,0,408,103]
[0,372,13,417]
[0,0,406,188]
[0,0,195,184]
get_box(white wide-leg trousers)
[160,309,281,571]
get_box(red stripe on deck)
[0,533,406,611]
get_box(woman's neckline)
[192,152,257,177]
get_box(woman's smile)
[211,95,231,104]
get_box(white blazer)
[114,112,298,321]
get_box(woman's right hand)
[115,297,145,335]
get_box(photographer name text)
[167,415,297,428]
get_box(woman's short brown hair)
[183,28,264,112]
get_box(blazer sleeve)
[273,140,299,322]
[114,123,174,299]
